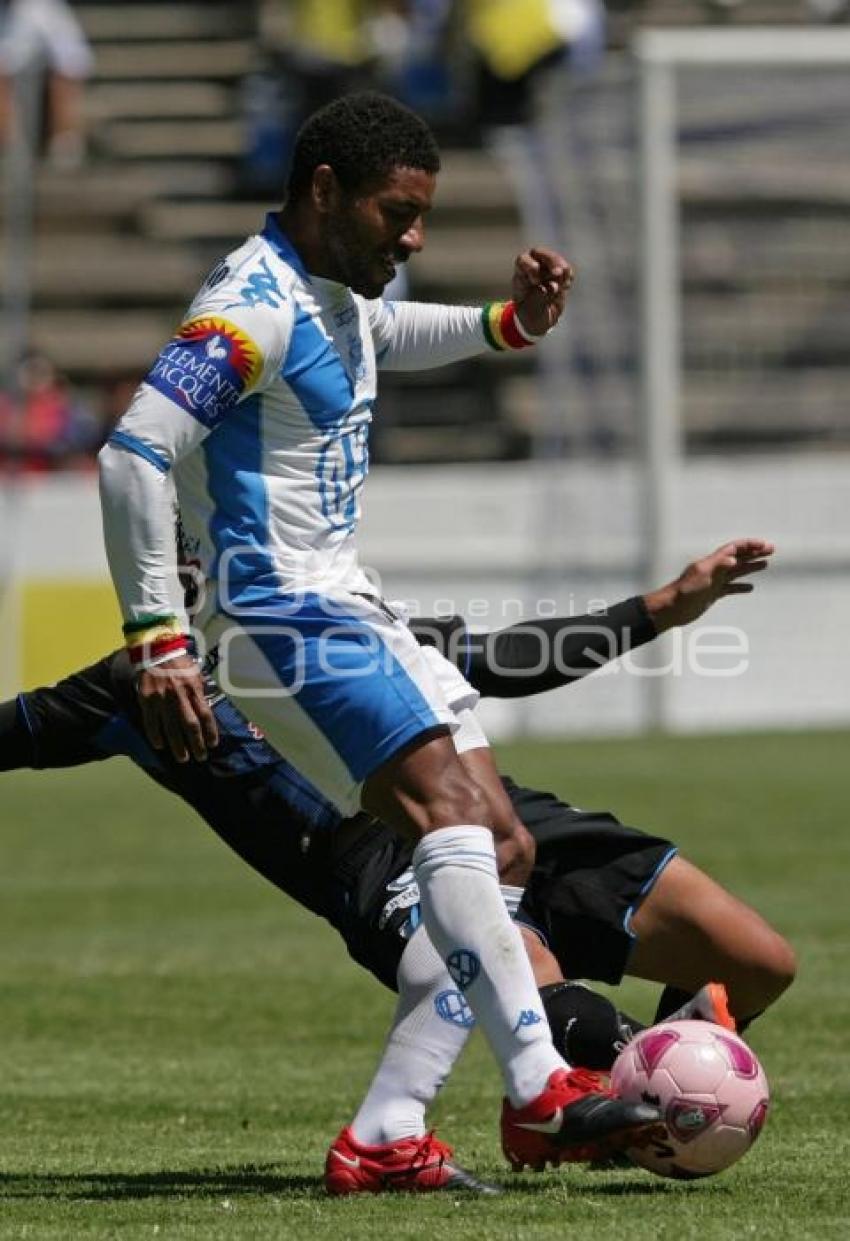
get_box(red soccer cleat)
[325,1126,501,1195]
[501,1067,664,1172]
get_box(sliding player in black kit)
[0,538,794,1189]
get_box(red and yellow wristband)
[482,301,542,352]
[123,615,190,671]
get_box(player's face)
[323,166,436,298]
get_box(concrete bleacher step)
[30,310,178,378]
[78,3,252,42]
[94,40,255,82]
[635,0,811,27]
[683,218,850,287]
[86,81,233,124]
[14,167,161,229]
[99,118,243,160]
[432,151,521,216]
[374,424,520,464]
[2,237,204,304]
[412,225,527,297]
[685,369,850,438]
[142,200,275,244]
[109,160,232,199]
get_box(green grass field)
[1,730,849,1239]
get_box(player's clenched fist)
[512,247,576,337]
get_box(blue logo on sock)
[446,949,480,992]
[513,1008,543,1032]
[434,989,476,1029]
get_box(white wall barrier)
[1,456,848,738]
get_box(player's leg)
[359,738,661,1176]
[327,926,500,1195]
[455,741,535,885]
[626,856,796,1026]
[361,732,569,1106]
[510,778,794,1035]
[520,929,647,1070]
[211,602,660,1174]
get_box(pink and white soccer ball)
[611,1020,770,1179]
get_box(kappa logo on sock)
[446,949,480,992]
[513,1008,543,1032]
[434,989,476,1029]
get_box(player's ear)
[312,164,341,215]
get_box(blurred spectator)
[462,0,606,130]
[244,0,380,194]
[370,0,456,121]
[0,0,93,169]
[245,2,460,196]
[0,353,98,472]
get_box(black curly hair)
[286,92,441,202]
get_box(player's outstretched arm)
[0,698,37,770]
[411,537,774,700]
[511,247,575,337]
[368,247,575,372]
[643,538,775,632]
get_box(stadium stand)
[2,0,848,462]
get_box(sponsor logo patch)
[145,315,262,427]
[446,948,480,992]
[513,1008,543,1032]
[434,989,475,1029]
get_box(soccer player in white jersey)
[98,92,661,1182]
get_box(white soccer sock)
[413,825,566,1108]
[350,928,472,1145]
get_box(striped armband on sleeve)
[123,615,189,671]
[482,301,542,352]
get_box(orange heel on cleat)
[665,982,736,1031]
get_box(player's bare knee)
[493,816,535,884]
[425,766,492,830]
[759,931,797,1000]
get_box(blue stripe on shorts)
[243,594,446,783]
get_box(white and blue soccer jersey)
[99,214,509,812]
[107,214,497,605]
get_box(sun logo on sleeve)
[145,316,264,428]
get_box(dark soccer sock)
[540,982,647,1071]
[0,697,36,771]
[655,984,763,1034]
[654,985,693,1023]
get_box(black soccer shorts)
[506,779,677,985]
[329,779,677,992]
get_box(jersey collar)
[261,212,311,282]
[261,212,351,300]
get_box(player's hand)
[512,247,575,337]
[643,538,776,632]
[135,653,219,763]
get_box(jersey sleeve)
[411,600,658,699]
[9,654,124,769]
[466,599,658,698]
[99,293,293,625]
[366,299,495,371]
